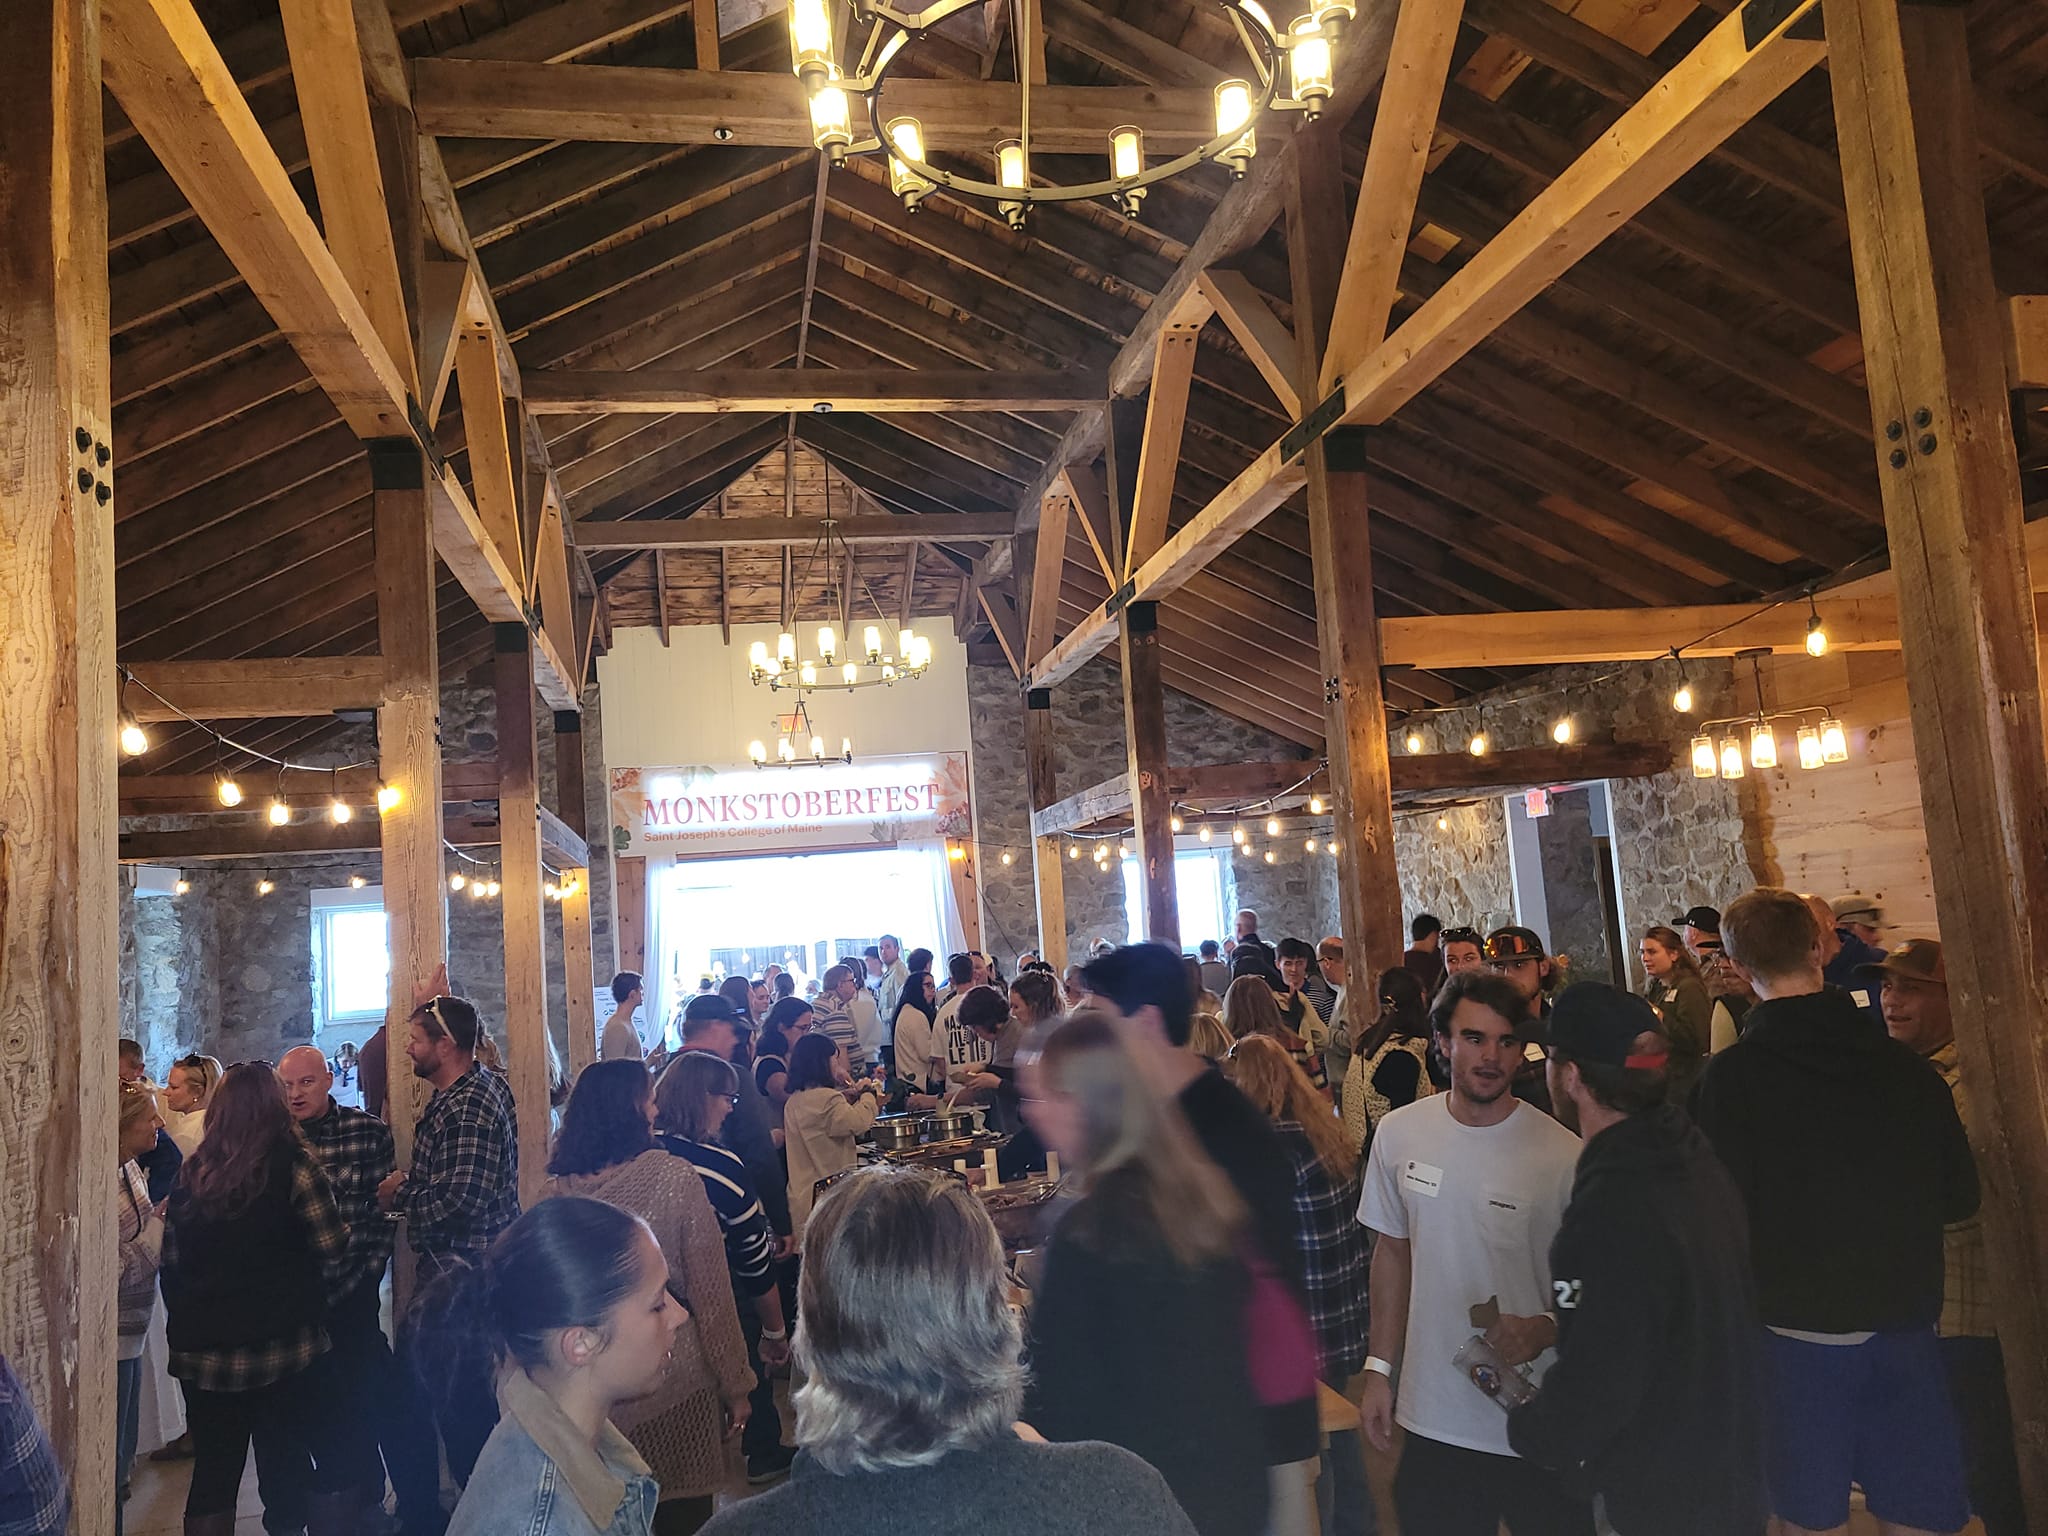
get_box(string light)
[1068,844,1080,859]
[120,716,150,757]
[268,794,291,826]
[257,875,275,896]
[216,775,243,808]
[1438,815,1450,831]
[1263,849,1276,864]
[1304,837,1317,853]
[450,872,467,892]
[349,873,368,890]
[1468,732,1489,757]
[1232,825,1246,846]
[1000,851,1013,866]
[1170,814,1183,833]
[1551,717,1573,744]
[1404,730,1425,754]
[1197,824,1212,842]
[1265,816,1281,837]
[377,782,402,815]
[1805,592,1829,658]
[1308,795,1324,815]
[173,879,190,896]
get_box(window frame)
[311,886,390,1031]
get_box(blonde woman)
[161,1052,222,1156]
[116,1080,166,1531]
[1222,975,1328,1099]
[1020,1011,1268,1536]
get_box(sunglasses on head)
[1441,927,1483,947]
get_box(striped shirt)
[656,1131,777,1296]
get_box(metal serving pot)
[923,1105,981,1139]
[869,1116,925,1152]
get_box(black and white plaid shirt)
[400,1062,520,1260]
[298,1097,397,1301]
[1275,1120,1372,1380]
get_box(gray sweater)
[698,1437,1198,1536]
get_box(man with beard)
[1358,970,1587,1536]
[1500,986,1765,1536]
[1486,927,1559,1113]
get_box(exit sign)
[1524,788,1551,819]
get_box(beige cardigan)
[541,1149,753,1497]
[782,1085,880,1243]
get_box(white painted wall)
[596,621,974,771]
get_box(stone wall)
[967,657,1331,971]
[1536,785,1613,983]
[1394,799,1513,940]
[116,672,619,1072]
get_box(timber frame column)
[374,441,446,1171]
[555,709,598,1080]
[1290,121,1404,978]
[1827,0,2048,1518]
[1119,603,1179,947]
[0,0,118,1522]
[1024,689,1068,970]
[495,625,550,1207]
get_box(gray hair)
[792,1167,1024,1472]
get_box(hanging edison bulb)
[120,716,150,756]
[1691,735,1718,778]
[1796,725,1824,771]
[1468,732,1489,757]
[377,782,402,815]
[1552,717,1574,745]
[1405,730,1425,755]
[216,775,244,808]
[1197,823,1212,842]
[1749,722,1779,771]
[1719,737,1746,779]
[268,795,291,827]
[1819,716,1848,763]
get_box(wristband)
[1364,1356,1395,1380]
[760,1328,788,1342]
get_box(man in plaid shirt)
[375,993,520,1267]
[278,1046,399,1520]
[0,1354,67,1536]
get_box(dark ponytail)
[408,1198,653,1432]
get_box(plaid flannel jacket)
[299,1097,397,1302]
[164,1148,350,1392]
[0,1354,67,1536]
[1274,1120,1371,1379]
[1928,1043,1992,1339]
[401,1062,520,1260]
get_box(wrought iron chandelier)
[786,0,1354,225]
[748,697,855,768]
[744,517,935,693]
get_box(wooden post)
[1025,689,1068,970]
[554,710,598,1078]
[1120,602,1179,947]
[0,0,117,1521]
[1827,0,2048,1519]
[616,854,648,976]
[373,442,447,1190]
[1290,120,1405,978]
[495,624,550,1209]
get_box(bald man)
[276,1046,407,1520]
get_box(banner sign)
[610,753,972,857]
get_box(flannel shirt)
[1274,1120,1371,1379]
[400,1062,520,1259]
[0,1355,67,1536]
[1928,1042,1993,1339]
[164,1148,350,1392]
[657,1132,778,1296]
[299,1096,398,1302]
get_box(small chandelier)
[1689,650,1848,779]
[745,516,933,691]
[749,698,854,768]
[787,0,1350,224]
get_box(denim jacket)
[447,1369,659,1536]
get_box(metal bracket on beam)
[1281,383,1348,464]
[1105,578,1140,618]
[367,437,427,490]
[1026,688,1052,710]
[404,396,450,481]
[1741,0,1823,48]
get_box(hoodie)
[1692,987,1977,1332]
[1507,1104,1766,1536]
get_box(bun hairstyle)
[410,1197,654,1429]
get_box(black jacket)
[1692,987,1977,1331]
[1507,1104,1766,1536]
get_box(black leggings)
[181,1353,354,1519]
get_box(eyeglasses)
[723,1093,741,1108]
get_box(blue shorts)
[1762,1327,1970,1533]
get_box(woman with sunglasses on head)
[652,1052,798,1487]
[1340,966,1436,1153]
[430,1197,686,1536]
[534,1060,754,1535]
[753,996,815,1124]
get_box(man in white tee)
[1359,968,1590,1536]
[875,934,909,1022]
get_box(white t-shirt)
[1359,1094,1580,1455]
[939,1013,996,1085]
[894,1009,935,1086]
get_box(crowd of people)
[33,886,2011,1536]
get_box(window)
[312,888,389,1031]
[1120,848,1230,951]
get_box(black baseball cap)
[1675,905,1722,933]
[682,994,742,1026]
[1550,983,1668,1069]
[1484,926,1547,964]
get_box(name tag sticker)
[1851,989,1871,1008]
[1403,1160,1444,1198]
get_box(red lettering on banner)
[798,791,818,819]
[719,795,740,822]
[645,799,673,827]
[781,792,800,819]
[824,788,842,818]
[882,786,900,814]
[695,798,722,824]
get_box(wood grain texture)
[494,626,552,1210]
[0,0,118,1519]
[124,655,385,720]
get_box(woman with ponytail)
[434,1198,687,1536]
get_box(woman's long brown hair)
[1225,1034,1353,1180]
[178,1062,302,1219]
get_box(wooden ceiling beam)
[412,60,1220,153]
[523,368,1104,415]
[575,513,1014,549]
[1196,269,1300,416]
[122,656,384,721]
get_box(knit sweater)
[783,1085,880,1242]
[542,1150,755,1498]
[116,1161,162,1360]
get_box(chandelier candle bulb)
[1719,737,1745,780]
[841,737,852,758]
[749,740,768,764]
[886,117,934,209]
[1213,80,1256,176]
[810,736,826,760]
[1691,735,1718,778]
[1797,725,1824,771]
[787,0,834,88]
[808,84,852,156]
[862,625,882,661]
[1288,17,1333,117]
[1312,0,1355,37]
[843,662,858,684]
[1109,125,1146,216]
[800,661,818,687]
[777,631,797,668]
[1749,723,1778,771]
[1819,716,1849,763]
[996,137,1029,229]
[749,641,771,676]
[817,625,838,663]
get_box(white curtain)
[909,837,970,958]
[642,850,678,1050]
